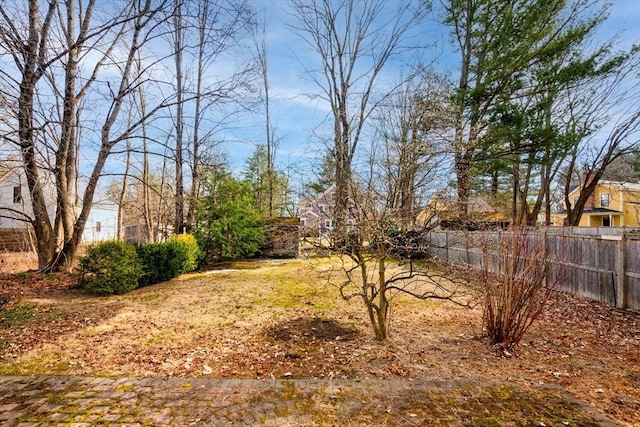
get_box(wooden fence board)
[0,228,35,252]
[626,237,640,310]
[424,228,639,312]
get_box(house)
[0,160,45,251]
[82,201,119,244]
[297,184,356,236]
[0,160,118,250]
[552,180,640,227]
[417,195,509,230]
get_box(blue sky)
[220,0,640,189]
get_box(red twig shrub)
[481,230,559,355]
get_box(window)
[603,216,611,227]
[96,222,102,233]
[300,219,306,226]
[12,186,22,204]
[325,220,333,229]
[319,205,325,213]
[600,193,610,207]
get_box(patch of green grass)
[115,384,134,392]
[0,356,74,376]
[1,303,68,327]
[1,303,36,325]
[255,277,337,311]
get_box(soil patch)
[266,316,359,342]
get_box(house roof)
[428,195,499,214]
[555,207,623,215]
[417,195,507,226]
[568,180,640,195]
[300,210,320,218]
[599,180,640,191]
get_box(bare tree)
[59,0,177,270]
[563,109,640,226]
[2,0,119,268]
[182,0,256,231]
[0,0,175,271]
[171,0,186,234]
[312,184,475,340]
[136,52,155,243]
[289,0,428,243]
[374,71,453,229]
[116,139,132,241]
[253,11,277,217]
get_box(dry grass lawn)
[0,256,639,426]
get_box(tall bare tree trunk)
[173,0,185,235]
[256,20,276,218]
[186,0,206,231]
[49,0,162,271]
[14,0,57,269]
[290,0,426,244]
[116,140,131,241]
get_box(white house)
[0,160,118,250]
[81,201,119,244]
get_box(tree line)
[1,0,639,274]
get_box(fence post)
[615,232,627,309]
[543,228,548,286]
[465,231,470,267]
[445,231,449,264]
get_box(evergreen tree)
[243,144,291,216]
[305,149,336,195]
[243,145,269,214]
[444,0,631,225]
[195,168,264,263]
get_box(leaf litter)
[0,258,638,426]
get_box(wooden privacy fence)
[423,228,640,312]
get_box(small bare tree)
[311,181,476,341]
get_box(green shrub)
[169,233,201,272]
[136,240,188,286]
[79,241,142,295]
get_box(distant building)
[552,180,640,227]
[297,184,356,236]
[0,160,118,250]
[417,195,509,230]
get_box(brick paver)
[0,376,620,426]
